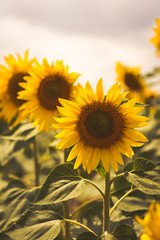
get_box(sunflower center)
[8,72,28,106]
[38,75,71,110]
[124,73,142,91]
[85,111,112,138]
[77,102,124,148]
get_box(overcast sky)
[0,0,160,91]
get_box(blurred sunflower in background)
[18,58,81,132]
[150,18,160,57]
[0,50,35,126]
[54,79,148,174]
[135,201,160,240]
[116,62,157,103]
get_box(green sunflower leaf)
[95,161,106,179]
[124,157,156,172]
[76,232,98,240]
[100,234,118,240]
[124,171,160,195]
[111,191,151,212]
[112,224,138,240]
[0,179,40,231]
[0,232,13,240]
[112,175,131,195]
[34,162,86,205]
[1,122,38,141]
[6,210,62,240]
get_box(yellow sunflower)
[135,201,160,240]
[18,58,81,132]
[54,79,149,174]
[0,50,35,125]
[150,19,160,57]
[116,62,156,103]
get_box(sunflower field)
[0,19,160,240]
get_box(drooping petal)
[67,141,83,162]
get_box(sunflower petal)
[95,78,104,101]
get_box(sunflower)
[135,201,160,240]
[0,50,35,126]
[54,79,148,173]
[116,62,156,103]
[18,58,81,132]
[150,19,160,57]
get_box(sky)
[0,0,160,92]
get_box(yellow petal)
[105,83,119,103]
[95,78,104,102]
[110,145,124,165]
[82,146,93,172]
[74,151,84,169]
[124,129,148,142]
[57,106,78,117]
[116,140,134,158]
[67,141,83,162]
[125,122,149,128]
[54,116,77,123]
[140,234,151,240]
[55,129,73,139]
[101,148,110,172]
[56,133,80,149]
[90,148,101,170]
[58,98,81,112]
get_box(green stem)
[63,202,70,240]
[83,179,105,198]
[103,171,110,233]
[110,187,136,216]
[70,197,101,219]
[109,172,125,187]
[62,219,98,237]
[63,149,71,240]
[33,136,40,186]
[142,67,160,80]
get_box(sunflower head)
[18,58,81,132]
[54,79,149,174]
[0,50,35,125]
[116,62,156,103]
[135,201,160,240]
[150,19,160,57]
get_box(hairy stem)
[109,172,125,187]
[83,179,105,198]
[70,197,102,219]
[62,219,98,236]
[103,171,110,233]
[63,149,71,240]
[110,187,136,216]
[33,136,40,186]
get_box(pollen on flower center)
[38,75,71,110]
[124,73,142,91]
[8,72,27,107]
[77,101,124,148]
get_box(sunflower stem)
[70,197,101,219]
[110,187,136,216]
[109,172,125,187]
[62,219,98,236]
[33,136,40,186]
[83,179,105,198]
[103,171,110,233]
[63,149,71,240]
